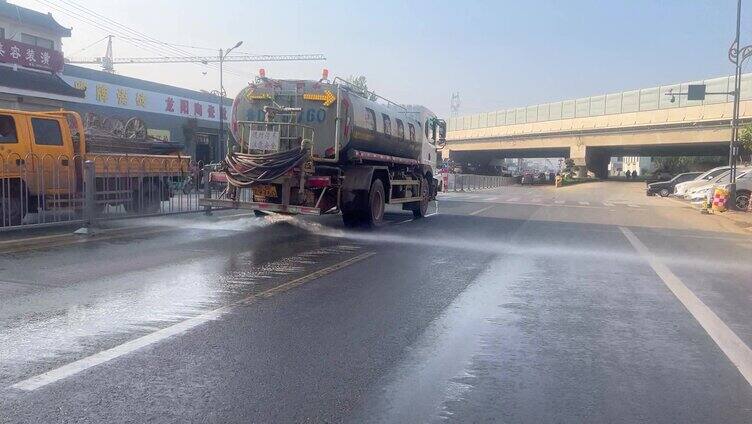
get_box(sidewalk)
[718,209,752,232]
[666,196,752,233]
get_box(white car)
[734,170,752,209]
[674,166,730,197]
[687,168,751,203]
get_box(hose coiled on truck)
[223,148,308,187]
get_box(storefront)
[61,64,233,163]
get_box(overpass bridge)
[445,73,752,176]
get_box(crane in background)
[65,36,326,73]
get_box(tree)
[347,75,377,101]
[653,157,691,174]
[740,123,752,163]
[563,158,575,177]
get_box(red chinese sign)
[0,39,64,73]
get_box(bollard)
[203,164,213,216]
[74,160,96,234]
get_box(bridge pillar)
[570,145,609,179]
[569,145,588,178]
[586,150,610,179]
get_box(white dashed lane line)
[620,227,752,387]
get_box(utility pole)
[219,41,243,160]
[450,92,461,117]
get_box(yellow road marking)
[241,251,376,303]
[10,250,376,391]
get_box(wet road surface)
[2,182,752,423]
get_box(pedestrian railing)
[0,153,223,232]
[441,174,515,192]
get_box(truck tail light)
[324,147,335,158]
[306,176,331,188]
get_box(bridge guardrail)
[441,174,515,192]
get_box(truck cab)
[1,109,187,226]
[0,110,80,210]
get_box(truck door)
[0,113,33,195]
[28,116,74,196]
[0,113,30,174]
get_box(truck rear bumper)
[198,198,322,215]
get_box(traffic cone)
[701,197,711,214]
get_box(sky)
[12,0,752,117]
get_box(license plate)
[252,184,278,199]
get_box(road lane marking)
[0,213,261,254]
[627,204,640,208]
[554,200,565,204]
[0,227,175,254]
[9,250,376,392]
[603,201,614,206]
[578,201,590,206]
[619,227,752,387]
[507,197,520,202]
[469,204,496,216]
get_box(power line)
[33,0,246,78]
[58,0,247,76]
[114,36,219,52]
[68,34,109,56]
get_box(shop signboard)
[61,75,227,123]
[0,39,64,72]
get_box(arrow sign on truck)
[303,90,336,107]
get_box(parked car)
[733,169,752,210]
[673,166,731,196]
[645,171,674,186]
[646,172,702,197]
[686,168,751,201]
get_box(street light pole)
[218,48,224,160]
[218,41,243,161]
[728,0,743,184]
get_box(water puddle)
[352,255,533,423]
[0,243,362,383]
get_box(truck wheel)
[364,179,385,227]
[342,211,361,228]
[735,190,750,210]
[412,176,429,219]
[659,188,670,197]
[1,195,23,226]
[254,210,266,217]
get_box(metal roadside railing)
[441,174,516,192]
[1,153,225,232]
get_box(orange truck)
[0,109,188,226]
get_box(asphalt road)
[1,181,752,423]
